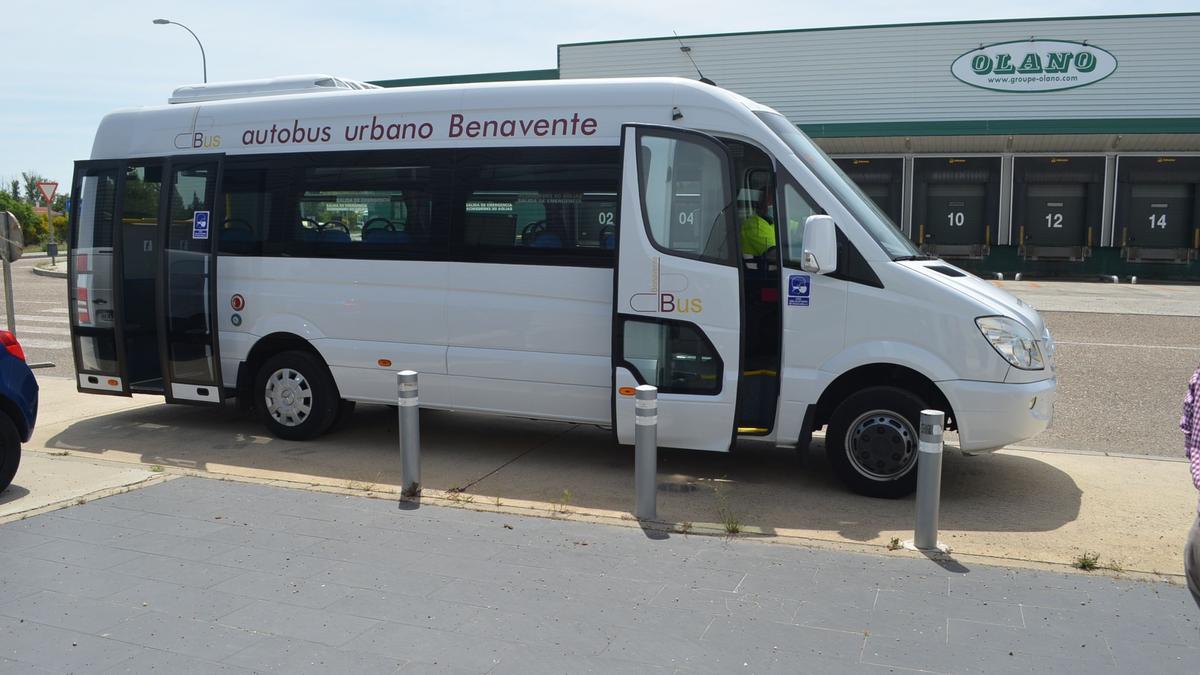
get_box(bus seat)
[317,229,351,244]
[529,232,563,248]
[363,229,411,244]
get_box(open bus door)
[68,161,129,395]
[157,156,225,405]
[612,125,743,451]
[68,156,225,404]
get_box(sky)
[1,0,1194,197]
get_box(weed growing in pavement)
[493,495,502,508]
[149,465,164,473]
[887,537,902,551]
[556,489,573,514]
[713,482,741,535]
[1073,551,1101,571]
[678,521,693,534]
[445,487,473,504]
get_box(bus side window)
[458,153,619,258]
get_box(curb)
[31,263,66,279]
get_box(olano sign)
[951,40,1117,92]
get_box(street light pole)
[153,19,207,83]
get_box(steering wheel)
[521,220,548,244]
[598,224,615,240]
[362,217,395,233]
[300,217,320,231]
[320,220,350,233]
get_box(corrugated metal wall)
[558,15,1200,125]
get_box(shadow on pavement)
[45,402,1082,543]
[0,484,31,506]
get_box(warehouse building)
[376,13,1200,279]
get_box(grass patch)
[149,465,164,473]
[1073,551,1101,571]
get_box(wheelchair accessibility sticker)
[788,274,810,307]
[192,211,210,240]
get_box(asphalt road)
[1025,310,1199,458]
[5,258,1196,458]
[2,256,73,380]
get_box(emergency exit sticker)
[788,274,810,307]
[192,211,210,240]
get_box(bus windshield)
[756,112,924,260]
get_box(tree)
[52,193,69,213]
[0,192,42,245]
[20,172,48,205]
[8,180,17,200]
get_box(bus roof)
[89,77,777,161]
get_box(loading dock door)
[1013,156,1104,261]
[1115,156,1200,263]
[913,157,1000,259]
[1126,184,1194,249]
[926,183,986,246]
[1024,184,1086,247]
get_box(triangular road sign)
[36,181,58,206]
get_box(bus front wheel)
[825,386,925,499]
[255,350,340,441]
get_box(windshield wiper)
[893,254,938,261]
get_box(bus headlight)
[976,316,1044,370]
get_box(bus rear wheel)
[255,350,339,441]
[825,386,925,499]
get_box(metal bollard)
[397,371,421,500]
[913,410,946,552]
[634,384,658,521]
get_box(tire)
[0,415,21,493]
[255,350,340,441]
[825,386,926,499]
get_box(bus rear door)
[613,125,742,451]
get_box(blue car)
[0,331,38,492]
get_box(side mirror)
[0,212,23,264]
[800,215,837,275]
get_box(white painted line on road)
[1054,340,1200,351]
[14,314,69,324]
[12,326,69,337]
[14,338,70,349]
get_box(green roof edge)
[370,69,559,88]
[559,12,1200,49]
[800,118,1200,138]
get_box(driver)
[740,189,776,259]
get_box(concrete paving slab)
[25,374,1197,578]
[0,477,1193,673]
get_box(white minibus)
[69,75,1055,497]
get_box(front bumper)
[939,377,1056,452]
